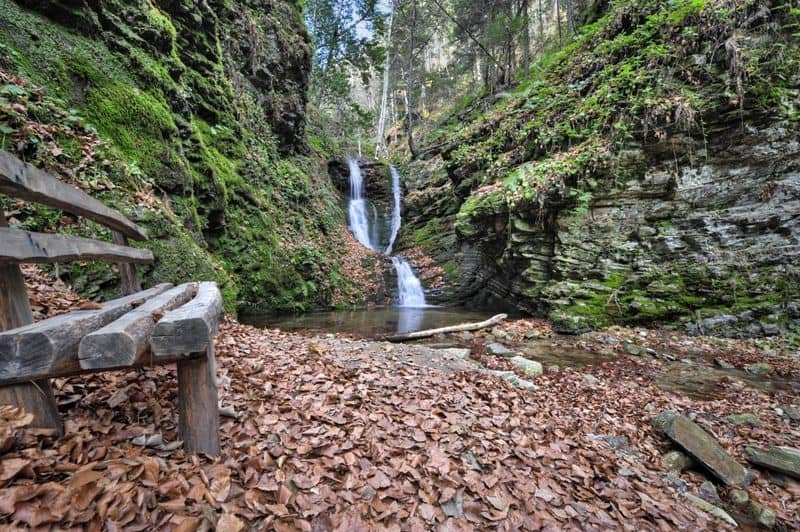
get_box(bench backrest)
[0,150,153,263]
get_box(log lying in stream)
[383,313,508,342]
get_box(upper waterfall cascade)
[347,159,377,251]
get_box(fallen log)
[383,313,507,342]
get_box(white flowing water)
[392,257,427,307]
[385,165,402,254]
[346,159,427,307]
[347,159,376,250]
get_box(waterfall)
[392,257,427,307]
[385,165,402,254]
[347,159,376,250]
[346,159,428,308]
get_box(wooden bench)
[0,150,221,455]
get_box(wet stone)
[698,481,721,505]
[509,356,543,376]
[652,412,752,486]
[486,342,514,357]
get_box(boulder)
[744,362,774,375]
[663,450,694,472]
[486,342,514,357]
[509,356,543,376]
[745,446,800,479]
[623,342,646,356]
[652,412,751,486]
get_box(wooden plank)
[0,349,207,386]
[150,282,222,357]
[0,227,153,264]
[177,346,221,456]
[78,283,195,369]
[0,284,172,384]
[0,213,63,434]
[112,231,141,294]
[0,150,147,240]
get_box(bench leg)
[0,381,63,435]
[177,346,220,456]
[0,258,63,435]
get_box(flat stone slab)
[486,342,514,357]
[652,412,751,486]
[745,446,800,479]
[509,356,543,376]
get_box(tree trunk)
[405,0,419,158]
[538,0,545,56]
[567,0,575,33]
[375,6,394,157]
[522,0,531,71]
[556,0,563,47]
[384,314,508,342]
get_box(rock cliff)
[396,0,800,336]
[0,0,364,312]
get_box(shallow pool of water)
[240,307,492,337]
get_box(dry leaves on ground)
[0,273,797,530]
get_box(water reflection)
[397,308,426,334]
[241,307,489,337]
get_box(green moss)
[189,117,243,201]
[85,81,177,177]
[454,188,508,238]
[145,3,177,43]
[145,235,238,314]
[410,219,444,247]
